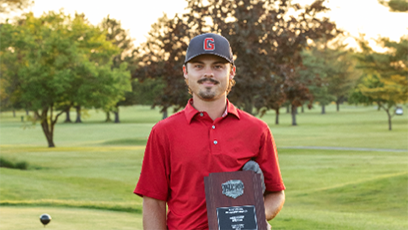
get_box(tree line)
[1,0,407,147]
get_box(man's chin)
[198,94,216,101]
[197,90,219,100]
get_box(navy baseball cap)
[184,33,234,65]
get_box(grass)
[0,103,407,229]
[0,206,142,230]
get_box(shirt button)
[200,113,204,117]
[212,125,215,129]
[213,140,218,145]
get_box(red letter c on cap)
[204,38,215,51]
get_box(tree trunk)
[64,110,72,123]
[275,108,279,125]
[36,109,59,148]
[114,111,120,123]
[105,112,111,122]
[75,105,82,123]
[286,105,290,113]
[386,109,392,131]
[321,105,326,114]
[26,110,29,115]
[41,120,56,147]
[301,106,304,113]
[291,104,297,126]
[13,109,16,117]
[162,108,168,120]
[336,101,340,112]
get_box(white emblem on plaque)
[222,180,244,199]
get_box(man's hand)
[242,160,285,224]
[267,221,272,230]
[242,160,266,194]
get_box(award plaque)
[204,171,267,230]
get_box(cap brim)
[184,52,233,64]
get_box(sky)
[27,0,408,50]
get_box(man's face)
[183,54,235,101]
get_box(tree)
[131,78,165,105]
[253,74,286,124]
[350,36,408,130]
[0,11,131,147]
[100,16,137,123]
[301,38,358,113]
[0,76,11,111]
[351,74,407,130]
[378,0,408,12]
[134,14,191,118]
[185,0,339,124]
[0,0,32,13]
[136,0,339,124]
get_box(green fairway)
[0,206,142,229]
[0,104,407,229]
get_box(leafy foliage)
[301,38,358,113]
[99,16,137,122]
[137,0,340,125]
[186,0,339,115]
[349,36,408,130]
[378,0,408,12]
[0,11,131,146]
[134,14,191,115]
[0,0,32,14]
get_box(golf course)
[0,104,407,229]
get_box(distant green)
[0,104,407,229]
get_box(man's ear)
[230,65,236,80]
[183,65,188,79]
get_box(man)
[134,33,285,229]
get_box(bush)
[0,157,28,170]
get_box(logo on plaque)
[222,180,244,199]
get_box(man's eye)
[214,65,223,69]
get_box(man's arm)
[142,196,167,229]
[264,190,285,221]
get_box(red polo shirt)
[134,99,285,230]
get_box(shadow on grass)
[0,157,29,170]
[101,138,148,146]
[0,157,50,171]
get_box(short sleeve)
[134,125,170,201]
[256,126,285,192]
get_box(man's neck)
[192,95,227,121]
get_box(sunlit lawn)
[0,104,407,229]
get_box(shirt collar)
[184,98,240,124]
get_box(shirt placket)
[209,118,222,154]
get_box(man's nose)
[203,66,214,78]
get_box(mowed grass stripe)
[272,206,408,230]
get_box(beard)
[198,87,217,100]
[197,78,219,100]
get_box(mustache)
[197,78,219,84]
